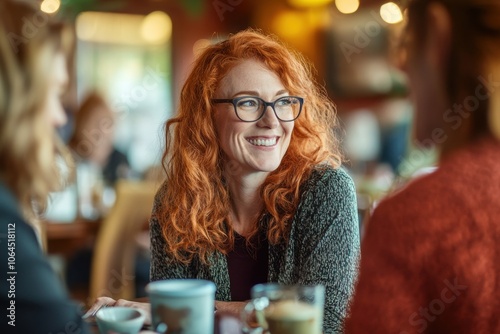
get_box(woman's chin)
[254,162,281,173]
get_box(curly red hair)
[158,29,343,264]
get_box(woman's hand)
[215,301,247,317]
[85,297,152,325]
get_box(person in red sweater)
[345,0,500,333]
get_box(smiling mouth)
[247,137,278,147]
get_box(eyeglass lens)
[235,96,301,121]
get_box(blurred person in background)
[68,91,130,219]
[69,91,130,186]
[91,29,360,333]
[345,0,500,332]
[0,0,90,332]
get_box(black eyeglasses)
[211,96,304,122]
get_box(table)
[86,297,243,334]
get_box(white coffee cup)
[95,306,146,334]
[146,279,216,334]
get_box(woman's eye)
[277,98,292,106]
[238,99,258,108]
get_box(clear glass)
[241,283,324,334]
[212,96,303,122]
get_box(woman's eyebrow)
[231,89,289,98]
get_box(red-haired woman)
[93,29,360,333]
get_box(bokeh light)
[335,0,360,14]
[380,2,404,24]
[141,11,172,45]
[40,0,60,14]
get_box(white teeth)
[248,137,277,146]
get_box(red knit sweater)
[345,136,500,334]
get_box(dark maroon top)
[226,230,269,301]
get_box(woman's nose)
[257,106,279,128]
[51,103,68,128]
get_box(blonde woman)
[0,1,90,333]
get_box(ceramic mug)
[146,279,216,334]
[95,306,146,334]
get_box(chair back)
[89,180,157,302]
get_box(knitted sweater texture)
[345,136,500,334]
[150,166,360,333]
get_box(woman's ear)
[424,3,452,72]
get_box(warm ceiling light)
[76,11,171,46]
[335,0,360,14]
[141,11,172,45]
[380,2,404,24]
[40,0,60,14]
[288,0,333,8]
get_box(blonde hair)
[0,0,72,217]
[158,29,343,264]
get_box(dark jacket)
[0,182,90,334]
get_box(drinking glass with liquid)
[241,283,324,334]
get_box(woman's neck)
[225,171,266,237]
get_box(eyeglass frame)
[211,95,304,122]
